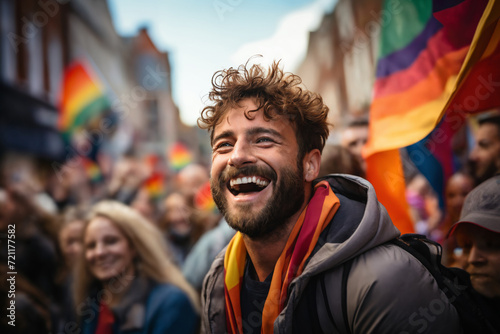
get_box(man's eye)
[214,142,232,150]
[478,140,489,148]
[484,240,500,250]
[257,137,274,144]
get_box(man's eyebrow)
[212,130,234,145]
[247,127,285,140]
[213,127,285,144]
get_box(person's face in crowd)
[131,189,155,222]
[445,174,474,220]
[340,125,368,169]
[210,98,311,239]
[469,123,500,184]
[59,220,84,267]
[454,224,500,299]
[176,165,209,204]
[84,216,135,282]
[163,193,193,238]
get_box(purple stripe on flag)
[376,16,442,79]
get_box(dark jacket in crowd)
[80,276,199,334]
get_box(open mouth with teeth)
[228,176,270,196]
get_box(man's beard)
[470,160,499,185]
[211,163,305,240]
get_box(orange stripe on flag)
[64,85,103,124]
[365,75,458,156]
[366,150,414,234]
[372,47,467,120]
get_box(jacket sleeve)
[343,244,461,334]
[145,284,200,334]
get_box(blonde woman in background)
[55,205,87,332]
[73,200,199,334]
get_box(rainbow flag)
[59,60,110,139]
[168,142,193,172]
[143,172,165,199]
[364,0,498,234]
[194,181,218,213]
[141,154,165,199]
[81,157,102,183]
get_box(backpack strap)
[341,259,353,334]
[317,260,353,334]
[392,234,472,300]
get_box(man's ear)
[303,149,321,182]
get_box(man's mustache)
[218,165,277,185]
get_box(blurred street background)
[0,0,499,331]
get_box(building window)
[148,99,160,141]
[47,35,62,103]
[27,24,44,96]
[0,0,16,82]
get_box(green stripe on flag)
[64,96,110,136]
[378,0,432,58]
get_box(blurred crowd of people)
[325,113,500,269]
[0,154,229,333]
[0,111,499,333]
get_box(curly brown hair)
[198,60,331,158]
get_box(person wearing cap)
[448,175,500,332]
[469,115,500,185]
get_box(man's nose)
[468,244,487,266]
[469,146,479,161]
[228,141,256,167]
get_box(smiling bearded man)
[198,60,460,334]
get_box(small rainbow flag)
[58,60,110,139]
[143,172,165,199]
[80,157,102,183]
[168,142,193,172]
[194,181,218,213]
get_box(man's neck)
[241,183,314,282]
[243,235,288,282]
[242,209,305,282]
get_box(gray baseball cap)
[448,174,500,235]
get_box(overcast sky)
[108,0,336,126]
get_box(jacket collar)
[112,274,154,331]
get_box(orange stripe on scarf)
[224,180,340,333]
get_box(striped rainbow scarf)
[224,180,340,333]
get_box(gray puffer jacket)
[201,174,460,333]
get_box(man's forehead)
[455,222,500,237]
[213,124,288,142]
[342,127,367,143]
[214,109,292,133]
[478,123,500,139]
